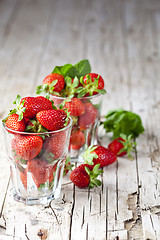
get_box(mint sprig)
[52,59,91,78]
[102,109,145,139]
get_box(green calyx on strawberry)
[9,95,26,121]
[70,163,103,188]
[25,118,48,133]
[108,134,137,158]
[77,73,106,97]
[61,76,80,98]
[36,73,65,99]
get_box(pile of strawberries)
[3,95,71,190]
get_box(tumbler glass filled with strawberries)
[36,60,106,162]
[3,95,72,205]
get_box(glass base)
[12,188,60,205]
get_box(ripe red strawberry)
[70,129,85,150]
[78,102,98,130]
[64,98,85,116]
[43,73,65,93]
[108,137,126,156]
[70,164,103,188]
[83,73,105,95]
[36,109,67,131]
[14,135,43,160]
[43,131,67,161]
[20,168,28,189]
[27,159,56,185]
[108,135,137,157]
[36,73,65,98]
[83,145,117,168]
[20,96,54,119]
[5,114,26,132]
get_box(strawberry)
[21,96,54,119]
[36,73,65,98]
[20,168,28,189]
[14,135,43,160]
[5,114,26,132]
[43,131,67,161]
[78,102,98,130]
[83,145,117,168]
[27,158,56,185]
[82,73,106,96]
[108,134,137,157]
[70,129,85,150]
[64,98,85,116]
[36,109,67,131]
[108,137,126,156]
[70,163,103,188]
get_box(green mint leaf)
[52,59,91,78]
[103,108,145,139]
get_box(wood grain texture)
[0,0,160,239]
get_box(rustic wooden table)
[0,0,160,239]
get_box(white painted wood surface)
[0,0,160,239]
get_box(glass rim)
[2,116,73,135]
[50,93,102,101]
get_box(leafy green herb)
[102,108,144,139]
[52,59,91,78]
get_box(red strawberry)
[64,98,85,116]
[36,109,67,131]
[36,73,65,98]
[83,73,105,96]
[70,164,103,188]
[27,159,56,185]
[108,135,137,157]
[19,168,28,189]
[43,73,65,93]
[108,137,126,156]
[21,96,53,119]
[5,114,26,132]
[83,145,117,168]
[78,102,98,130]
[70,129,85,150]
[43,131,67,161]
[14,135,43,160]
[19,165,40,189]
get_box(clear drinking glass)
[2,117,72,205]
[50,94,103,162]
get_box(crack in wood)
[69,184,75,240]
[25,224,30,240]
[124,191,143,239]
[81,206,85,229]
[116,161,119,215]
[86,223,88,240]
